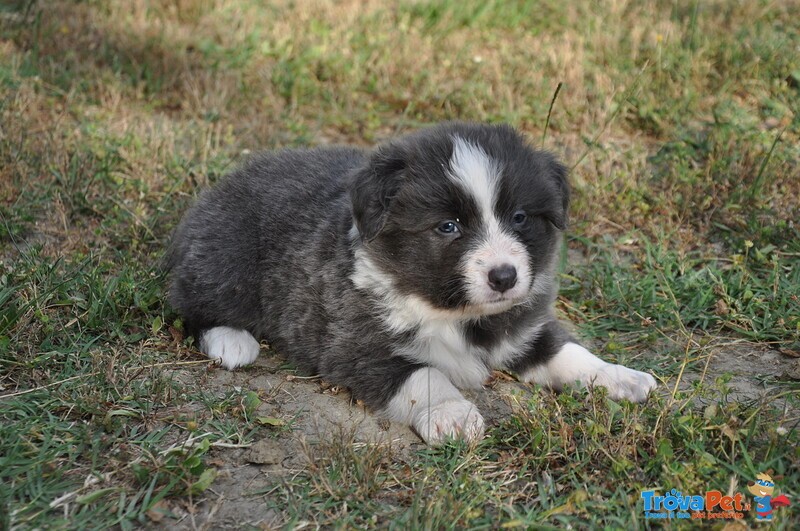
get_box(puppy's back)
[166,146,366,338]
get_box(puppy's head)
[350,123,568,318]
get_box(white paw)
[522,342,657,403]
[199,326,260,370]
[412,399,485,444]
[585,363,657,403]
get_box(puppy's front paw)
[200,326,260,370]
[523,342,657,403]
[587,363,657,403]
[413,399,485,444]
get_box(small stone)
[244,438,286,465]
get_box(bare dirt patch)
[150,347,522,529]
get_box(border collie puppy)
[167,122,657,444]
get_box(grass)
[1,0,799,528]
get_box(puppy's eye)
[512,210,528,227]
[436,220,460,235]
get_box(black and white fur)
[167,123,657,444]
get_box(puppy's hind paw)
[413,399,485,445]
[200,326,260,370]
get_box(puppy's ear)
[350,143,407,242]
[549,157,570,230]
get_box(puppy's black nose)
[487,264,517,293]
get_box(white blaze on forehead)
[448,137,533,307]
[447,136,501,224]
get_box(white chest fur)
[396,317,545,388]
[397,319,490,388]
